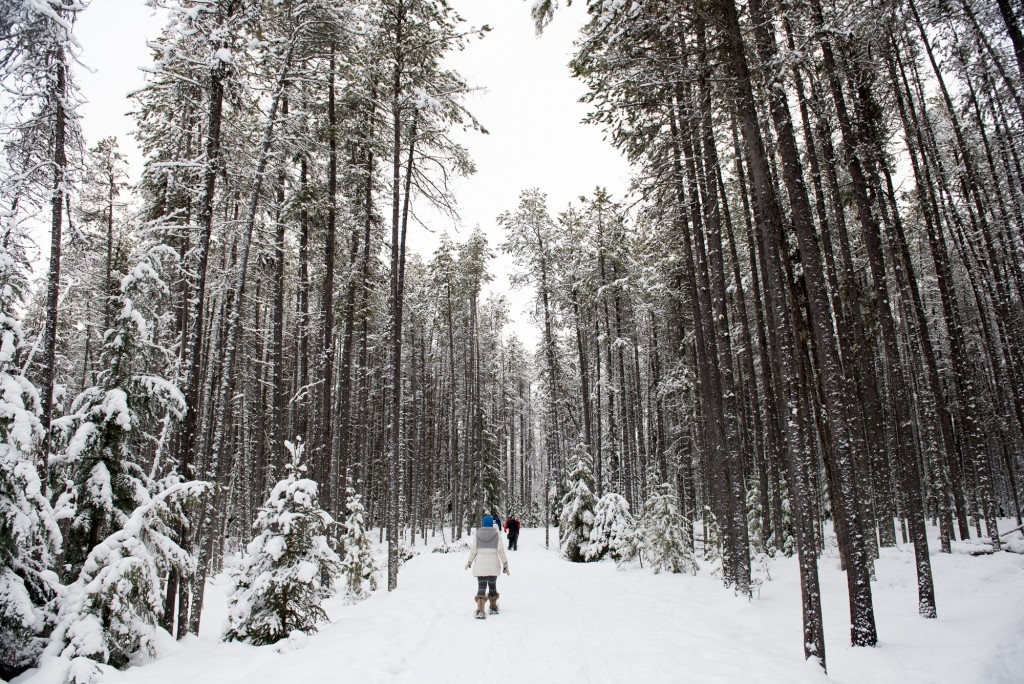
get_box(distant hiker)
[492,513,502,529]
[465,515,510,619]
[504,515,521,551]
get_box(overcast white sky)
[74,0,632,345]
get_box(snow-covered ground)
[16,523,1024,684]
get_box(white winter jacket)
[467,526,509,577]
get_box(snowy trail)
[42,526,1024,684]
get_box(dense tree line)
[0,0,529,678]
[1,0,1022,679]
[531,0,1024,670]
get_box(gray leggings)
[476,576,498,596]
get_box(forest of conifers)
[2,0,1024,678]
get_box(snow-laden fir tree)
[747,482,773,594]
[51,244,185,581]
[702,505,722,575]
[586,492,638,564]
[42,481,207,684]
[338,486,379,602]
[559,446,596,562]
[0,218,62,680]
[224,440,341,645]
[747,479,769,557]
[757,472,795,558]
[640,484,696,575]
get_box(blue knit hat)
[482,515,494,528]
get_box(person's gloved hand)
[503,564,510,576]
[465,561,472,570]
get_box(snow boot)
[474,594,487,619]
[488,593,500,615]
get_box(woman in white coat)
[465,515,510,618]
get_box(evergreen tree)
[52,245,185,581]
[0,219,61,680]
[640,484,696,575]
[747,478,769,557]
[338,486,379,602]
[45,480,207,684]
[702,505,723,573]
[224,441,341,645]
[62,136,131,391]
[587,492,637,563]
[747,480,774,594]
[558,446,596,562]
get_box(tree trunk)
[39,57,67,492]
[188,50,293,634]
